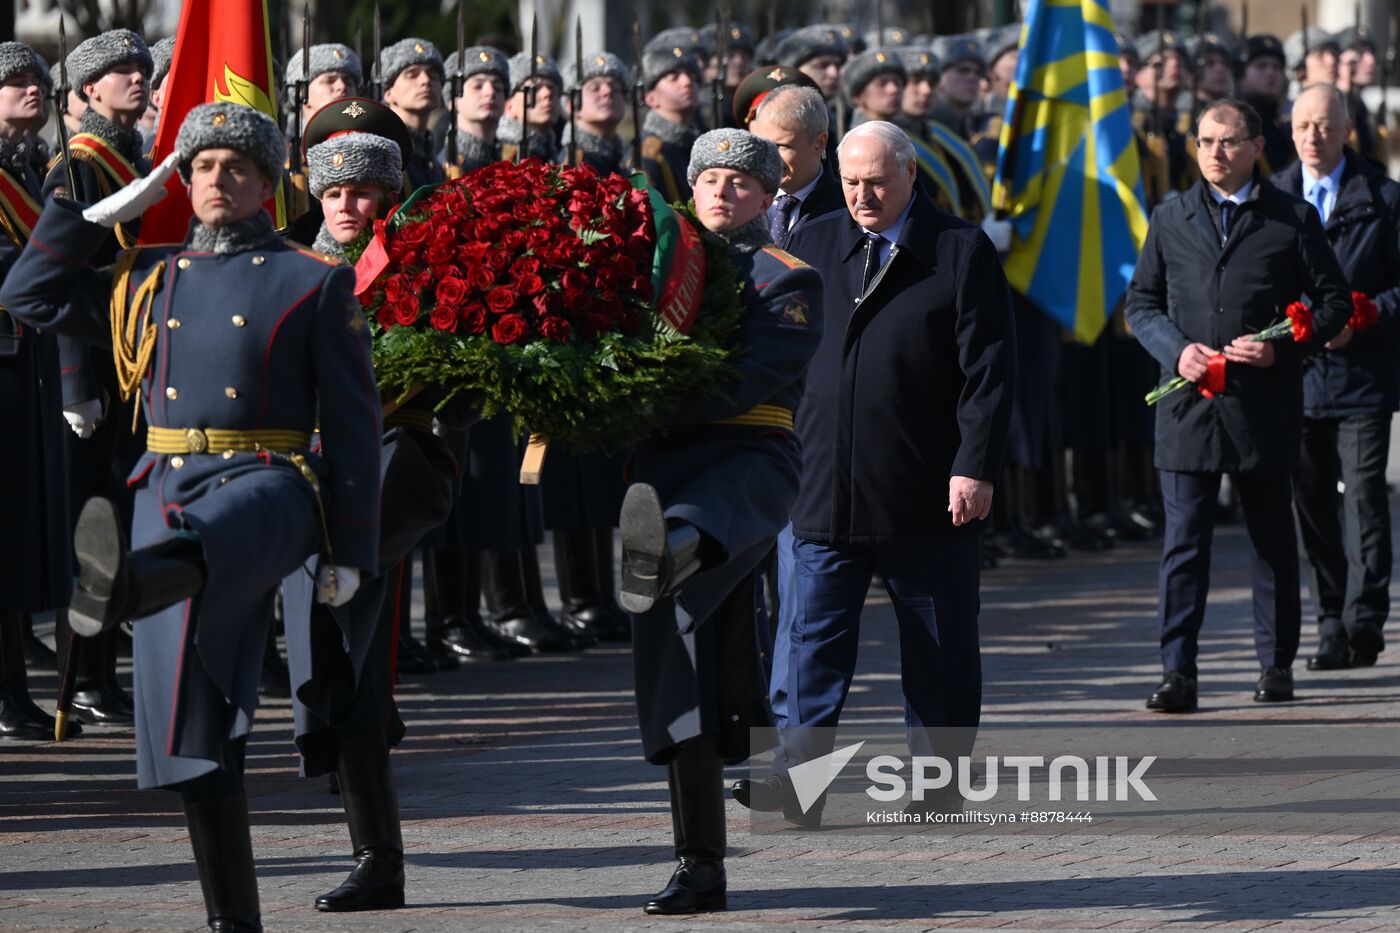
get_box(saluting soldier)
[639,43,703,204]
[45,28,154,727]
[379,37,446,190]
[440,46,508,174]
[622,127,822,915]
[1235,34,1295,175]
[499,50,563,163]
[0,41,79,739]
[561,52,628,173]
[0,101,382,933]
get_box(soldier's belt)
[710,404,794,430]
[146,427,313,455]
[383,409,434,434]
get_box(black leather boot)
[554,530,627,642]
[419,549,469,667]
[620,484,706,614]
[523,544,593,649]
[451,550,528,658]
[0,610,68,740]
[389,559,438,675]
[69,497,205,638]
[644,738,727,915]
[20,614,56,670]
[316,730,406,912]
[483,550,575,652]
[593,528,633,641]
[183,791,263,932]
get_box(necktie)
[1309,182,1330,224]
[770,194,799,248]
[1219,200,1234,243]
[860,234,881,294]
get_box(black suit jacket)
[785,190,1016,543]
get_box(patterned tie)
[770,194,799,248]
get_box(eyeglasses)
[1195,135,1247,153]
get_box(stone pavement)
[2,517,1399,933]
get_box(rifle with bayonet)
[370,3,383,100]
[445,0,465,178]
[711,7,728,129]
[286,8,311,220]
[631,18,645,170]
[517,15,538,164]
[571,16,583,167]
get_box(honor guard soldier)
[930,35,986,139]
[621,128,823,915]
[285,96,474,911]
[0,101,382,932]
[499,50,563,163]
[1336,25,1383,164]
[1117,29,1141,90]
[644,26,706,73]
[1236,34,1295,175]
[1286,25,1341,87]
[775,25,847,161]
[140,36,174,152]
[562,52,629,173]
[980,23,1020,121]
[282,43,363,220]
[380,37,446,190]
[697,21,756,130]
[639,43,703,204]
[1132,30,1197,205]
[45,27,154,727]
[1189,31,1236,119]
[441,46,507,173]
[844,49,905,126]
[0,41,78,739]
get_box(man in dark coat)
[1273,85,1400,671]
[748,84,843,249]
[620,128,823,915]
[1126,98,1351,713]
[735,120,1015,826]
[0,102,382,932]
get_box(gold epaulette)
[287,243,344,266]
[760,245,808,269]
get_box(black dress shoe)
[0,689,53,740]
[473,617,532,657]
[423,638,462,669]
[1146,671,1198,712]
[1036,521,1115,552]
[435,622,511,661]
[71,683,136,725]
[1307,633,1352,671]
[990,527,1066,560]
[395,632,438,675]
[731,776,822,827]
[560,604,631,643]
[1253,666,1294,703]
[22,630,56,671]
[315,847,405,912]
[1349,623,1384,668]
[492,615,576,652]
[643,858,726,915]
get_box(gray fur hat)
[776,25,846,68]
[932,35,986,71]
[841,48,907,100]
[150,36,175,89]
[446,46,509,84]
[644,27,704,59]
[286,43,363,90]
[984,24,1021,67]
[642,44,702,90]
[864,27,912,49]
[686,128,782,194]
[0,42,44,86]
[1134,29,1184,64]
[508,51,563,94]
[568,51,628,93]
[1284,26,1339,73]
[175,102,286,185]
[380,37,444,89]
[897,47,940,80]
[66,29,153,101]
[307,132,402,198]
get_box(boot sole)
[315,888,406,912]
[70,499,127,638]
[619,484,667,614]
[643,892,727,914]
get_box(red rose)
[376,303,396,329]
[394,299,419,327]
[460,302,488,334]
[384,273,411,303]
[430,304,458,332]
[487,249,513,271]
[561,269,589,292]
[594,266,620,289]
[487,286,518,314]
[468,264,496,290]
[517,273,544,296]
[396,221,430,247]
[539,316,572,342]
[502,230,528,252]
[492,313,528,344]
[436,276,468,308]
[426,240,454,266]
[562,286,591,312]
[411,270,434,294]
[512,256,540,277]
[458,241,490,265]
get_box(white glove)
[82,151,181,227]
[980,217,1013,253]
[315,564,361,607]
[63,398,103,438]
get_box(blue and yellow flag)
[993,0,1149,344]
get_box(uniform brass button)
[177,258,191,269]
[166,318,180,329]
[232,315,246,327]
[170,456,185,469]
[219,476,229,484]
[225,387,238,399]
[251,256,265,266]
[165,386,178,400]
[222,450,235,459]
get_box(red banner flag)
[139,0,284,244]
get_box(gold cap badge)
[342,100,366,118]
[768,68,786,80]
[332,151,345,167]
[875,51,887,62]
[333,48,345,58]
[414,43,424,53]
[479,51,491,62]
[211,112,227,126]
[716,138,731,152]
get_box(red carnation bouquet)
[351,159,743,451]
[1145,303,1314,406]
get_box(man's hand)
[62,398,103,438]
[949,476,993,526]
[1325,326,1354,351]
[82,152,180,227]
[315,565,361,607]
[1177,342,1215,382]
[1223,335,1275,367]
